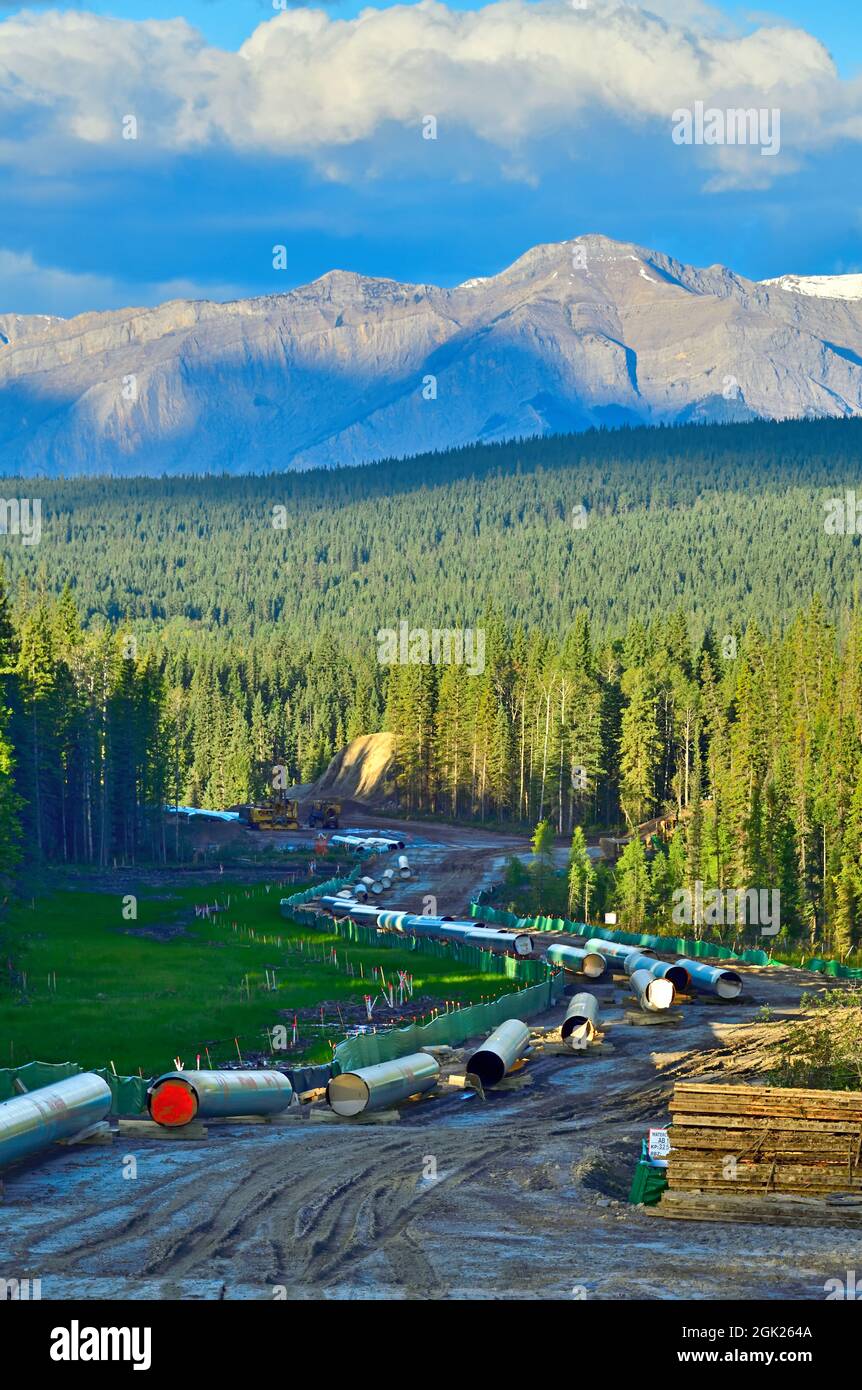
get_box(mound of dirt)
[296,732,399,807]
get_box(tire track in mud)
[7,1066,629,1293]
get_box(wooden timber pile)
[667,1082,862,1197]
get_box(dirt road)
[1,963,852,1301]
[1,822,855,1301]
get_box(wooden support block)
[205,1114,270,1125]
[646,1190,862,1227]
[308,1107,400,1124]
[205,1111,299,1125]
[624,1010,684,1026]
[118,1119,208,1140]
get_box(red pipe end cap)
[150,1079,197,1127]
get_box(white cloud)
[0,1,852,189]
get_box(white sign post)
[648,1127,671,1167]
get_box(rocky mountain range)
[3,234,862,475]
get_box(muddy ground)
[2,824,859,1301]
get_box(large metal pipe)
[585,938,656,964]
[319,894,366,913]
[547,942,607,978]
[326,1053,440,1116]
[375,911,532,953]
[623,951,662,976]
[417,920,533,955]
[624,951,689,994]
[650,958,691,992]
[397,855,412,879]
[0,1073,113,1170]
[322,904,533,956]
[147,1070,293,1128]
[466,1019,531,1087]
[360,875,384,895]
[332,835,405,852]
[561,992,600,1044]
[630,968,675,1012]
[376,909,415,931]
[333,902,382,922]
[462,928,533,957]
[676,958,743,1000]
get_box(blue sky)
[2,0,861,314]
[26,1,862,74]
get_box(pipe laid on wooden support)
[561,992,600,1045]
[0,1073,113,1170]
[630,968,675,1012]
[466,1019,530,1087]
[326,1053,440,1116]
[147,1070,293,1128]
[675,958,743,999]
[546,942,607,978]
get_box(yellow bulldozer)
[306,800,341,830]
[238,798,300,831]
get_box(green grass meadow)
[0,879,516,1076]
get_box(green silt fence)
[0,1061,149,1116]
[473,901,860,977]
[332,972,564,1074]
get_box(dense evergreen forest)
[1,417,861,644]
[0,417,861,951]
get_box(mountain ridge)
[3,233,862,475]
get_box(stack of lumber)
[667,1082,862,1196]
[649,1190,862,1226]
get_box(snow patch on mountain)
[762,273,862,301]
